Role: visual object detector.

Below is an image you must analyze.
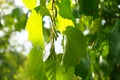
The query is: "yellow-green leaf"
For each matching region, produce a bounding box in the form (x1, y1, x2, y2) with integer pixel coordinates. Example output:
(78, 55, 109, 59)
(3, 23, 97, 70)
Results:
(56, 15, 74, 33)
(22, 0, 37, 10)
(56, 0, 75, 33)
(28, 46, 47, 80)
(26, 10, 44, 48)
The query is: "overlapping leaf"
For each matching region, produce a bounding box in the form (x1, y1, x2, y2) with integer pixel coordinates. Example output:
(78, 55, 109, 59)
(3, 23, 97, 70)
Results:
(56, 0, 74, 20)
(26, 10, 44, 48)
(28, 46, 47, 80)
(44, 48, 57, 80)
(25, 8, 45, 80)
(108, 19, 120, 63)
(63, 27, 86, 68)
(22, 0, 37, 10)
(56, 0, 75, 33)
(56, 15, 74, 32)
(56, 66, 75, 80)
(75, 57, 90, 79)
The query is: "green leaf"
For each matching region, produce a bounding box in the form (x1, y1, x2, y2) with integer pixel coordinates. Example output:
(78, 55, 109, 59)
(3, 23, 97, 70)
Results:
(56, 0, 74, 20)
(22, 0, 37, 10)
(89, 18, 102, 34)
(46, 0, 52, 10)
(34, 6, 50, 16)
(25, 10, 46, 80)
(108, 20, 120, 63)
(56, 66, 75, 80)
(12, 8, 21, 19)
(28, 46, 47, 80)
(40, 0, 46, 7)
(44, 47, 57, 80)
(26, 10, 44, 48)
(0, 22, 2, 29)
(75, 58, 90, 79)
(63, 26, 86, 69)
(15, 14, 27, 31)
(78, 0, 99, 16)
(81, 15, 93, 28)
(56, 0, 75, 33)
(3, 14, 14, 27)
(44, 49, 76, 80)
(43, 27, 50, 43)
(56, 15, 74, 33)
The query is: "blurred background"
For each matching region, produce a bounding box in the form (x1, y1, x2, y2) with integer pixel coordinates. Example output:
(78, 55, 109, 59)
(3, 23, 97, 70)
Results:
(0, 0, 33, 79)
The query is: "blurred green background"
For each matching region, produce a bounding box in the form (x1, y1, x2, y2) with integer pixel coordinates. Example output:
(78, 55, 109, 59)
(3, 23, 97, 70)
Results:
(0, 0, 31, 79)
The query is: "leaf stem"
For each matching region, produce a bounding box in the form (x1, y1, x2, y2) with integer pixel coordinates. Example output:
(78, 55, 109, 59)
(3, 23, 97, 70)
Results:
(50, 0, 57, 56)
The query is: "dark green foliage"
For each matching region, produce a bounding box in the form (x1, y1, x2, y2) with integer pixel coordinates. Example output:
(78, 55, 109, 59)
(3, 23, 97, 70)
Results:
(75, 57, 90, 79)
(56, 0, 73, 19)
(12, 8, 21, 19)
(56, 0, 75, 23)
(78, 0, 99, 16)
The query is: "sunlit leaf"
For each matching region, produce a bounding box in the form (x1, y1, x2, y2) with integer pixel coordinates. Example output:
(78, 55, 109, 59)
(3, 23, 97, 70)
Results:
(56, 15, 74, 33)
(34, 6, 50, 16)
(56, 66, 75, 80)
(62, 27, 86, 68)
(3, 14, 14, 27)
(25, 10, 46, 80)
(89, 18, 102, 34)
(44, 49, 57, 80)
(56, 0, 75, 33)
(26, 10, 44, 48)
(77, 15, 93, 32)
(46, 0, 52, 10)
(22, 0, 37, 10)
(28, 46, 47, 80)
(80, 15, 92, 26)
(40, 0, 46, 7)
(43, 27, 50, 43)
(102, 45, 109, 57)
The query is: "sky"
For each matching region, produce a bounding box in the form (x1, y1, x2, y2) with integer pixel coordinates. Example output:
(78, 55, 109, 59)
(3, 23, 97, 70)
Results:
(14, 0, 24, 7)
